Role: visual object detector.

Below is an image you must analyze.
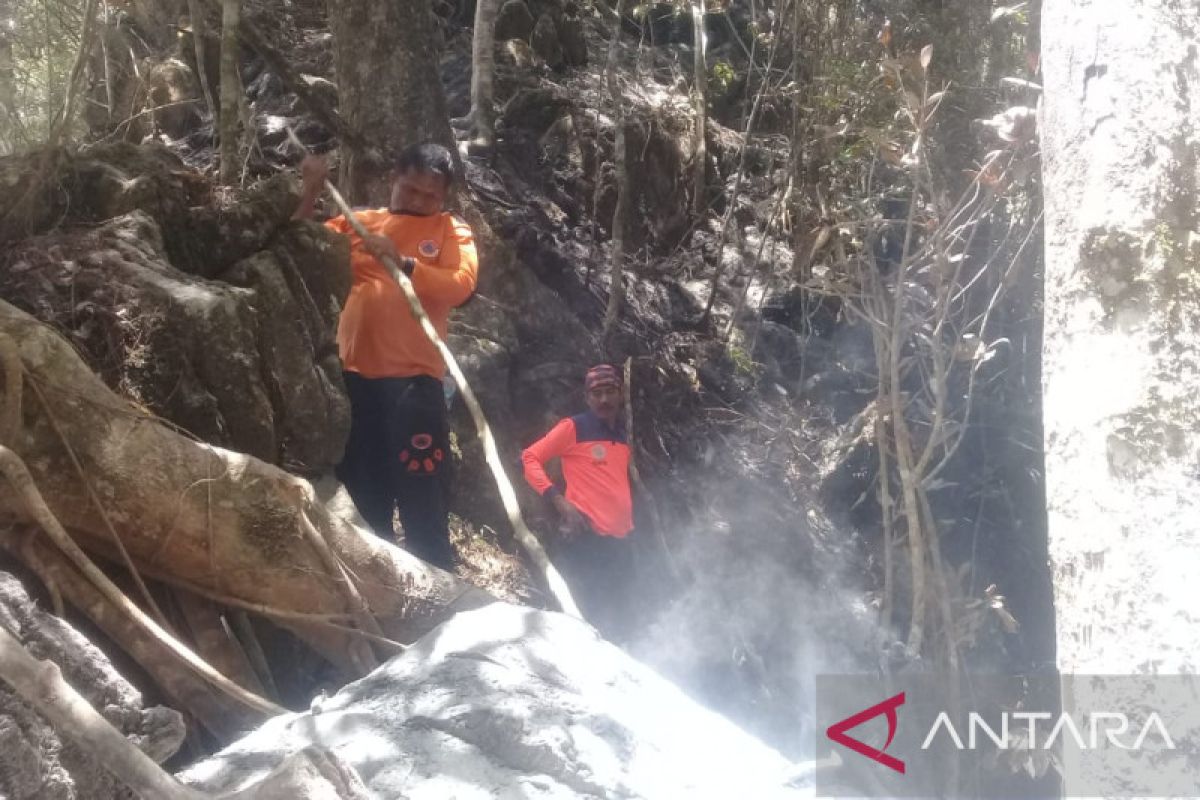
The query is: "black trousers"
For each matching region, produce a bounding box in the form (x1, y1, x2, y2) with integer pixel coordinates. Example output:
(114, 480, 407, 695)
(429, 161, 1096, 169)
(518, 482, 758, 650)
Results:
(336, 372, 455, 571)
(552, 530, 637, 644)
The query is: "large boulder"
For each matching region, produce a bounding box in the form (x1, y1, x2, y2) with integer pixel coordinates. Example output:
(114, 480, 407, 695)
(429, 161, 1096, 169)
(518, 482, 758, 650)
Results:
(1, 210, 350, 473)
(531, 13, 565, 70)
(0, 571, 185, 799)
(143, 57, 203, 139)
(179, 603, 809, 798)
(495, 0, 536, 41)
(0, 143, 205, 246)
(558, 7, 588, 68)
(500, 85, 574, 135)
(0, 145, 351, 474)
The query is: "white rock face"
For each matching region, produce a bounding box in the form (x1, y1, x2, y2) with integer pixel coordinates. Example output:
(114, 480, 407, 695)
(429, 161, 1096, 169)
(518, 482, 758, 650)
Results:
(180, 603, 809, 799)
(1041, 0, 1200, 675)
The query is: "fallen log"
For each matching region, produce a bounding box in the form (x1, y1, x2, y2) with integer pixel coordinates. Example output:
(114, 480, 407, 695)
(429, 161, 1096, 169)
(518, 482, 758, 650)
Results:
(0, 621, 370, 799)
(0, 621, 209, 800)
(3, 530, 264, 741)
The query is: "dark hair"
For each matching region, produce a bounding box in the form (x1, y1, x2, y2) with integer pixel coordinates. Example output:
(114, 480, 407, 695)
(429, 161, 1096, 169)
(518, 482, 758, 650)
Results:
(394, 143, 455, 189)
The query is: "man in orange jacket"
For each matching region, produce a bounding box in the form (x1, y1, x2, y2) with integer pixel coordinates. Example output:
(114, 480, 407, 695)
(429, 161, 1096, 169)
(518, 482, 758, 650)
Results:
(522, 364, 636, 639)
(293, 144, 477, 571)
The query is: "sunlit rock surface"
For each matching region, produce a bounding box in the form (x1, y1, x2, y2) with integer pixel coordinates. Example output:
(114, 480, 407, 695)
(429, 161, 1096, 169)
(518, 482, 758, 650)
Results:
(180, 603, 809, 799)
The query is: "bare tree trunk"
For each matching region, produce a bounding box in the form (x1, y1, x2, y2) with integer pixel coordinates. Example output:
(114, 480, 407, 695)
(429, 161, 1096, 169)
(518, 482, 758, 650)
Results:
(0, 0, 17, 152)
(601, 0, 629, 345)
(1042, 0, 1200, 677)
(188, 0, 216, 119)
(690, 0, 706, 216)
(1042, 5, 1200, 790)
(468, 0, 499, 153)
(48, 0, 99, 149)
(219, 0, 241, 183)
(99, 0, 115, 122)
(331, 0, 457, 205)
(42, 0, 53, 131)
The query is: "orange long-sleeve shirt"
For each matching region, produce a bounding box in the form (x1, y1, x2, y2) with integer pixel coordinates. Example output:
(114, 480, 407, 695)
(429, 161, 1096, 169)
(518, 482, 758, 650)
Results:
(522, 413, 633, 537)
(326, 209, 477, 379)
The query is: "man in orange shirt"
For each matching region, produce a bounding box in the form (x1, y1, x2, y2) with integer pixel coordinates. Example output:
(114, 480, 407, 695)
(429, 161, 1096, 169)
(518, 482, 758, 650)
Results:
(522, 364, 636, 639)
(293, 144, 477, 571)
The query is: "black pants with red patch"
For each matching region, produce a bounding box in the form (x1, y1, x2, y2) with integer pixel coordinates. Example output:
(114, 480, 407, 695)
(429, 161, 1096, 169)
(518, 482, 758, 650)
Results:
(337, 372, 455, 571)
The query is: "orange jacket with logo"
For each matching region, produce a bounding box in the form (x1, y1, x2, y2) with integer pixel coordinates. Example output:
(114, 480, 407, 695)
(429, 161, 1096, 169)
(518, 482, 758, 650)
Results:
(326, 209, 478, 379)
(521, 412, 633, 537)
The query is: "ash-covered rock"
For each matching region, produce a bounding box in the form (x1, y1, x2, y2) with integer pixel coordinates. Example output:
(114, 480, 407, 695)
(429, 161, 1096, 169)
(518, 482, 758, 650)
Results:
(180, 602, 809, 799)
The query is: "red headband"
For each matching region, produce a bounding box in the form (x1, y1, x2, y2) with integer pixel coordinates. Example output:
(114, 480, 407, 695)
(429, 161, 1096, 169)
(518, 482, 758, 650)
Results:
(585, 364, 622, 391)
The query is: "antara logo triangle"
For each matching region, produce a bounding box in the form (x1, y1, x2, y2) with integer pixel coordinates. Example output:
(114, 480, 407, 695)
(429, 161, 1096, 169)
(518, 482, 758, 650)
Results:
(826, 691, 907, 774)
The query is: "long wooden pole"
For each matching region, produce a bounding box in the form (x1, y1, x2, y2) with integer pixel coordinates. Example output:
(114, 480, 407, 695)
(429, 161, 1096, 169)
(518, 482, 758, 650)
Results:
(285, 127, 579, 618)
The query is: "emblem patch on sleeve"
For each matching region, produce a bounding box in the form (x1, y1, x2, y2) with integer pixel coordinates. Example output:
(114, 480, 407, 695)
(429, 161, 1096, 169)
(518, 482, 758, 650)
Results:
(418, 240, 440, 258)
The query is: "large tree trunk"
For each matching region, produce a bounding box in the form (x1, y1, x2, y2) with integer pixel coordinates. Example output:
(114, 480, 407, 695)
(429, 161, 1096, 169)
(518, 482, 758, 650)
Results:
(187, 0, 216, 119)
(330, 0, 456, 205)
(0, 300, 491, 676)
(601, 0, 629, 345)
(218, 0, 241, 183)
(1042, 0, 1200, 679)
(468, 0, 499, 153)
(0, 0, 15, 153)
(690, 0, 706, 216)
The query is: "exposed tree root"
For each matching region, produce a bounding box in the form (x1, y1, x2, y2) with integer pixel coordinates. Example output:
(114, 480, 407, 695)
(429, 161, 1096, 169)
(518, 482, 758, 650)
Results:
(28, 375, 173, 631)
(0, 443, 283, 715)
(0, 621, 370, 798)
(2, 531, 267, 739)
(0, 333, 19, 444)
(175, 590, 268, 698)
(296, 501, 380, 672)
(0, 621, 210, 800)
(228, 609, 281, 702)
(0, 300, 493, 671)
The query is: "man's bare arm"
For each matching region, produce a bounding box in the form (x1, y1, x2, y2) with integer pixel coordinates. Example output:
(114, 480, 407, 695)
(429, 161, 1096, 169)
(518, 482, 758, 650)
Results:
(292, 154, 329, 221)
